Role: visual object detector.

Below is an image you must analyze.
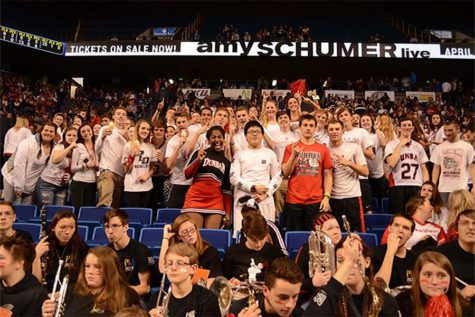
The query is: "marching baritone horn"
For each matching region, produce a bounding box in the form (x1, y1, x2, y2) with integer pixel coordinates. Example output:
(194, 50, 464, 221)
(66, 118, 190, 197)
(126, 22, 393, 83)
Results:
(209, 276, 233, 317)
(308, 226, 335, 278)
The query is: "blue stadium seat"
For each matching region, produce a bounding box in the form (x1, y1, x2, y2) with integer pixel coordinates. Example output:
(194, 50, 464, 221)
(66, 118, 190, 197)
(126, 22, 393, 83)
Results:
(370, 228, 386, 244)
(200, 229, 231, 257)
(78, 206, 111, 222)
(12, 204, 37, 221)
(139, 227, 164, 256)
(284, 231, 310, 259)
(342, 232, 379, 248)
(46, 205, 75, 220)
(153, 209, 181, 227)
(13, 223, 42, 242)
(364, 214, 393, 230)
(381, 198, 390, 213)
(122, 208, 153, 226)
(371, 197, 380, 213)
(77, 225, 89, 241)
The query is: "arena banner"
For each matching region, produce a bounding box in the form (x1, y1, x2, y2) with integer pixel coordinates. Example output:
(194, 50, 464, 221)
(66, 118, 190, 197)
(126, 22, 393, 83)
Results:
(223, 89, 253, 100)
(364, 91, 396, 101)
(405, 91, 436, 102)
(261, 89, 291, 99)
(182, 88, 210, 99)
(325, 90, 355, 99)
(64, 41, 474, 59)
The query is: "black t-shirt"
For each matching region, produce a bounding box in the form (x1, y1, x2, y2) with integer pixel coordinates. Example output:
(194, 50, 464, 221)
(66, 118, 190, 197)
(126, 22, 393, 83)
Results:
(47, 241, 89, 291)
(0, 273, 48, 317)
(372, 245, 415, 288)
(437, 240, 475, 286)
(223, 242, 285, 281)
(109, 238, 154, 287)
(199, 245, 223, 278)
(230, 293, 303, 317)
(167, 284, 220, 317)
(63, 286, 140, 317)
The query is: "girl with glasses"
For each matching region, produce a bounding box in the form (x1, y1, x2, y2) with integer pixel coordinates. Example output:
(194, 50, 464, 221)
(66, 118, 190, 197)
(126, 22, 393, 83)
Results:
(158, 214, 223, 288)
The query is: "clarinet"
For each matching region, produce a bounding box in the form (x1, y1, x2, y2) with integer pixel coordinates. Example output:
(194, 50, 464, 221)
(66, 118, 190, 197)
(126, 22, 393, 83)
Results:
(40, 204, 49, 291)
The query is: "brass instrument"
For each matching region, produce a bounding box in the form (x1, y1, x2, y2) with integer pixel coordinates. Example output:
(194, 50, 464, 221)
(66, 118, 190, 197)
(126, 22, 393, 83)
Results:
(54, 274, 69, 317)
(210, 277, 233, 317)
(342, 215, 382, 317)
(155, 272, 171, 316)
(308, 226, 335, 278)
(40, 204, 48, 291)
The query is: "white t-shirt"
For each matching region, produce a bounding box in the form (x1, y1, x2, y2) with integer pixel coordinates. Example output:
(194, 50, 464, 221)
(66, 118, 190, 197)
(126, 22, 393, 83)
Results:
(3, 127, 32, 154)
(384, 139, 428, 187)
(165, 134, 192, 185)
(40, 144, 69, 186)
(343, 127, 374, 180)
(431, 140, 475, 192)
(271, 130, 299, 163)
(329, 141, 366, 199)
(314, 129, 329, 147)
(366, 132, 385, 179)
(122, 142, 157, 192)
(406, 219, 446, 250)
(95, 126, 127, 177)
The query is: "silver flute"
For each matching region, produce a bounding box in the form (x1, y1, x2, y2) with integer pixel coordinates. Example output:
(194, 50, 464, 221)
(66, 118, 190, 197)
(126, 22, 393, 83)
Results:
(50, 260, 64, 298)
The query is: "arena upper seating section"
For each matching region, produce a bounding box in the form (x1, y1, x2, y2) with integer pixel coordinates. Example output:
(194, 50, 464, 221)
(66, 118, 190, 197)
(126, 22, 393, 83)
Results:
(399, 16, 474, 38)
(199, 15, 408, 42)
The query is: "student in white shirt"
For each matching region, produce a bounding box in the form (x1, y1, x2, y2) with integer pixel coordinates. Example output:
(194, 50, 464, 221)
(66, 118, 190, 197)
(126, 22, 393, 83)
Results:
(165, 113, 192, 208)
(3, 116, 31, 160)
(431, 121, 475, 205)
(2, 121, 56, 204)
(327, 119, 369, 232)
(385, 117, 429, 214)
(70, 124, 98, 212)
(122, 119, 157, 208)
(230, 121, 282, 235)
(36, 127, 77, 207)
(95, 106, 130, 208)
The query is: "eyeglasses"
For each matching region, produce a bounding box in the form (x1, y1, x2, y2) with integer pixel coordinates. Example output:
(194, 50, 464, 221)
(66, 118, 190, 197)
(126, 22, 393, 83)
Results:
(165, 260, 191, 268)
(104, 224, 123, 230)
(179, 227, 196, 237)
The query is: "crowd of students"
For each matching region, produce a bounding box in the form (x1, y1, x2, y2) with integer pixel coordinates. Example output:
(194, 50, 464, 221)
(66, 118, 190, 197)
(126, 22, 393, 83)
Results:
(0, 70, 474, 316)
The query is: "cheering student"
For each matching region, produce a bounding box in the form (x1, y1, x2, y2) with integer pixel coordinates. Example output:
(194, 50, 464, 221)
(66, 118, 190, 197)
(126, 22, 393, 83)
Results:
(303, 237, 399, 317)
(41, 246, 140, 317)
(2, 121, 56, 204)
(122, 119, 157, 208)
(95, 106, 130, 208)
(158, 214, 223, 287)
(70, 123, 98, 212)
(0, 201, 33, 242)
(0, 236, 48, 317)
(32, 210, 89, 292)
(36, 127, 77, 207)
(396, 251, 469, 317)
(182, 126, 232, 229)
(230, 257, 304, 317)
(149, 243, 220, 317)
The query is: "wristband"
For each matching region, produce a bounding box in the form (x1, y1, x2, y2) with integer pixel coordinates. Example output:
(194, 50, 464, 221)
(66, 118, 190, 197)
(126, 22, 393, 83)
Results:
(324, 193, 331, 199)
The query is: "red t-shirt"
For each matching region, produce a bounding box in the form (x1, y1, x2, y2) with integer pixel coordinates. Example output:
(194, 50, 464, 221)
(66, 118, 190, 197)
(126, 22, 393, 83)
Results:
(282, 141, 332, 204)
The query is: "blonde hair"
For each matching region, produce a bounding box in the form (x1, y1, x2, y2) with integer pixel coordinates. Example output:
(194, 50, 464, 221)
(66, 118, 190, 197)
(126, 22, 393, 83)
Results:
(376, 114, 395, 143)
(447, 189, 475, 227)
(260, 100, 278, 128)
(13, 117, 28, 130)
